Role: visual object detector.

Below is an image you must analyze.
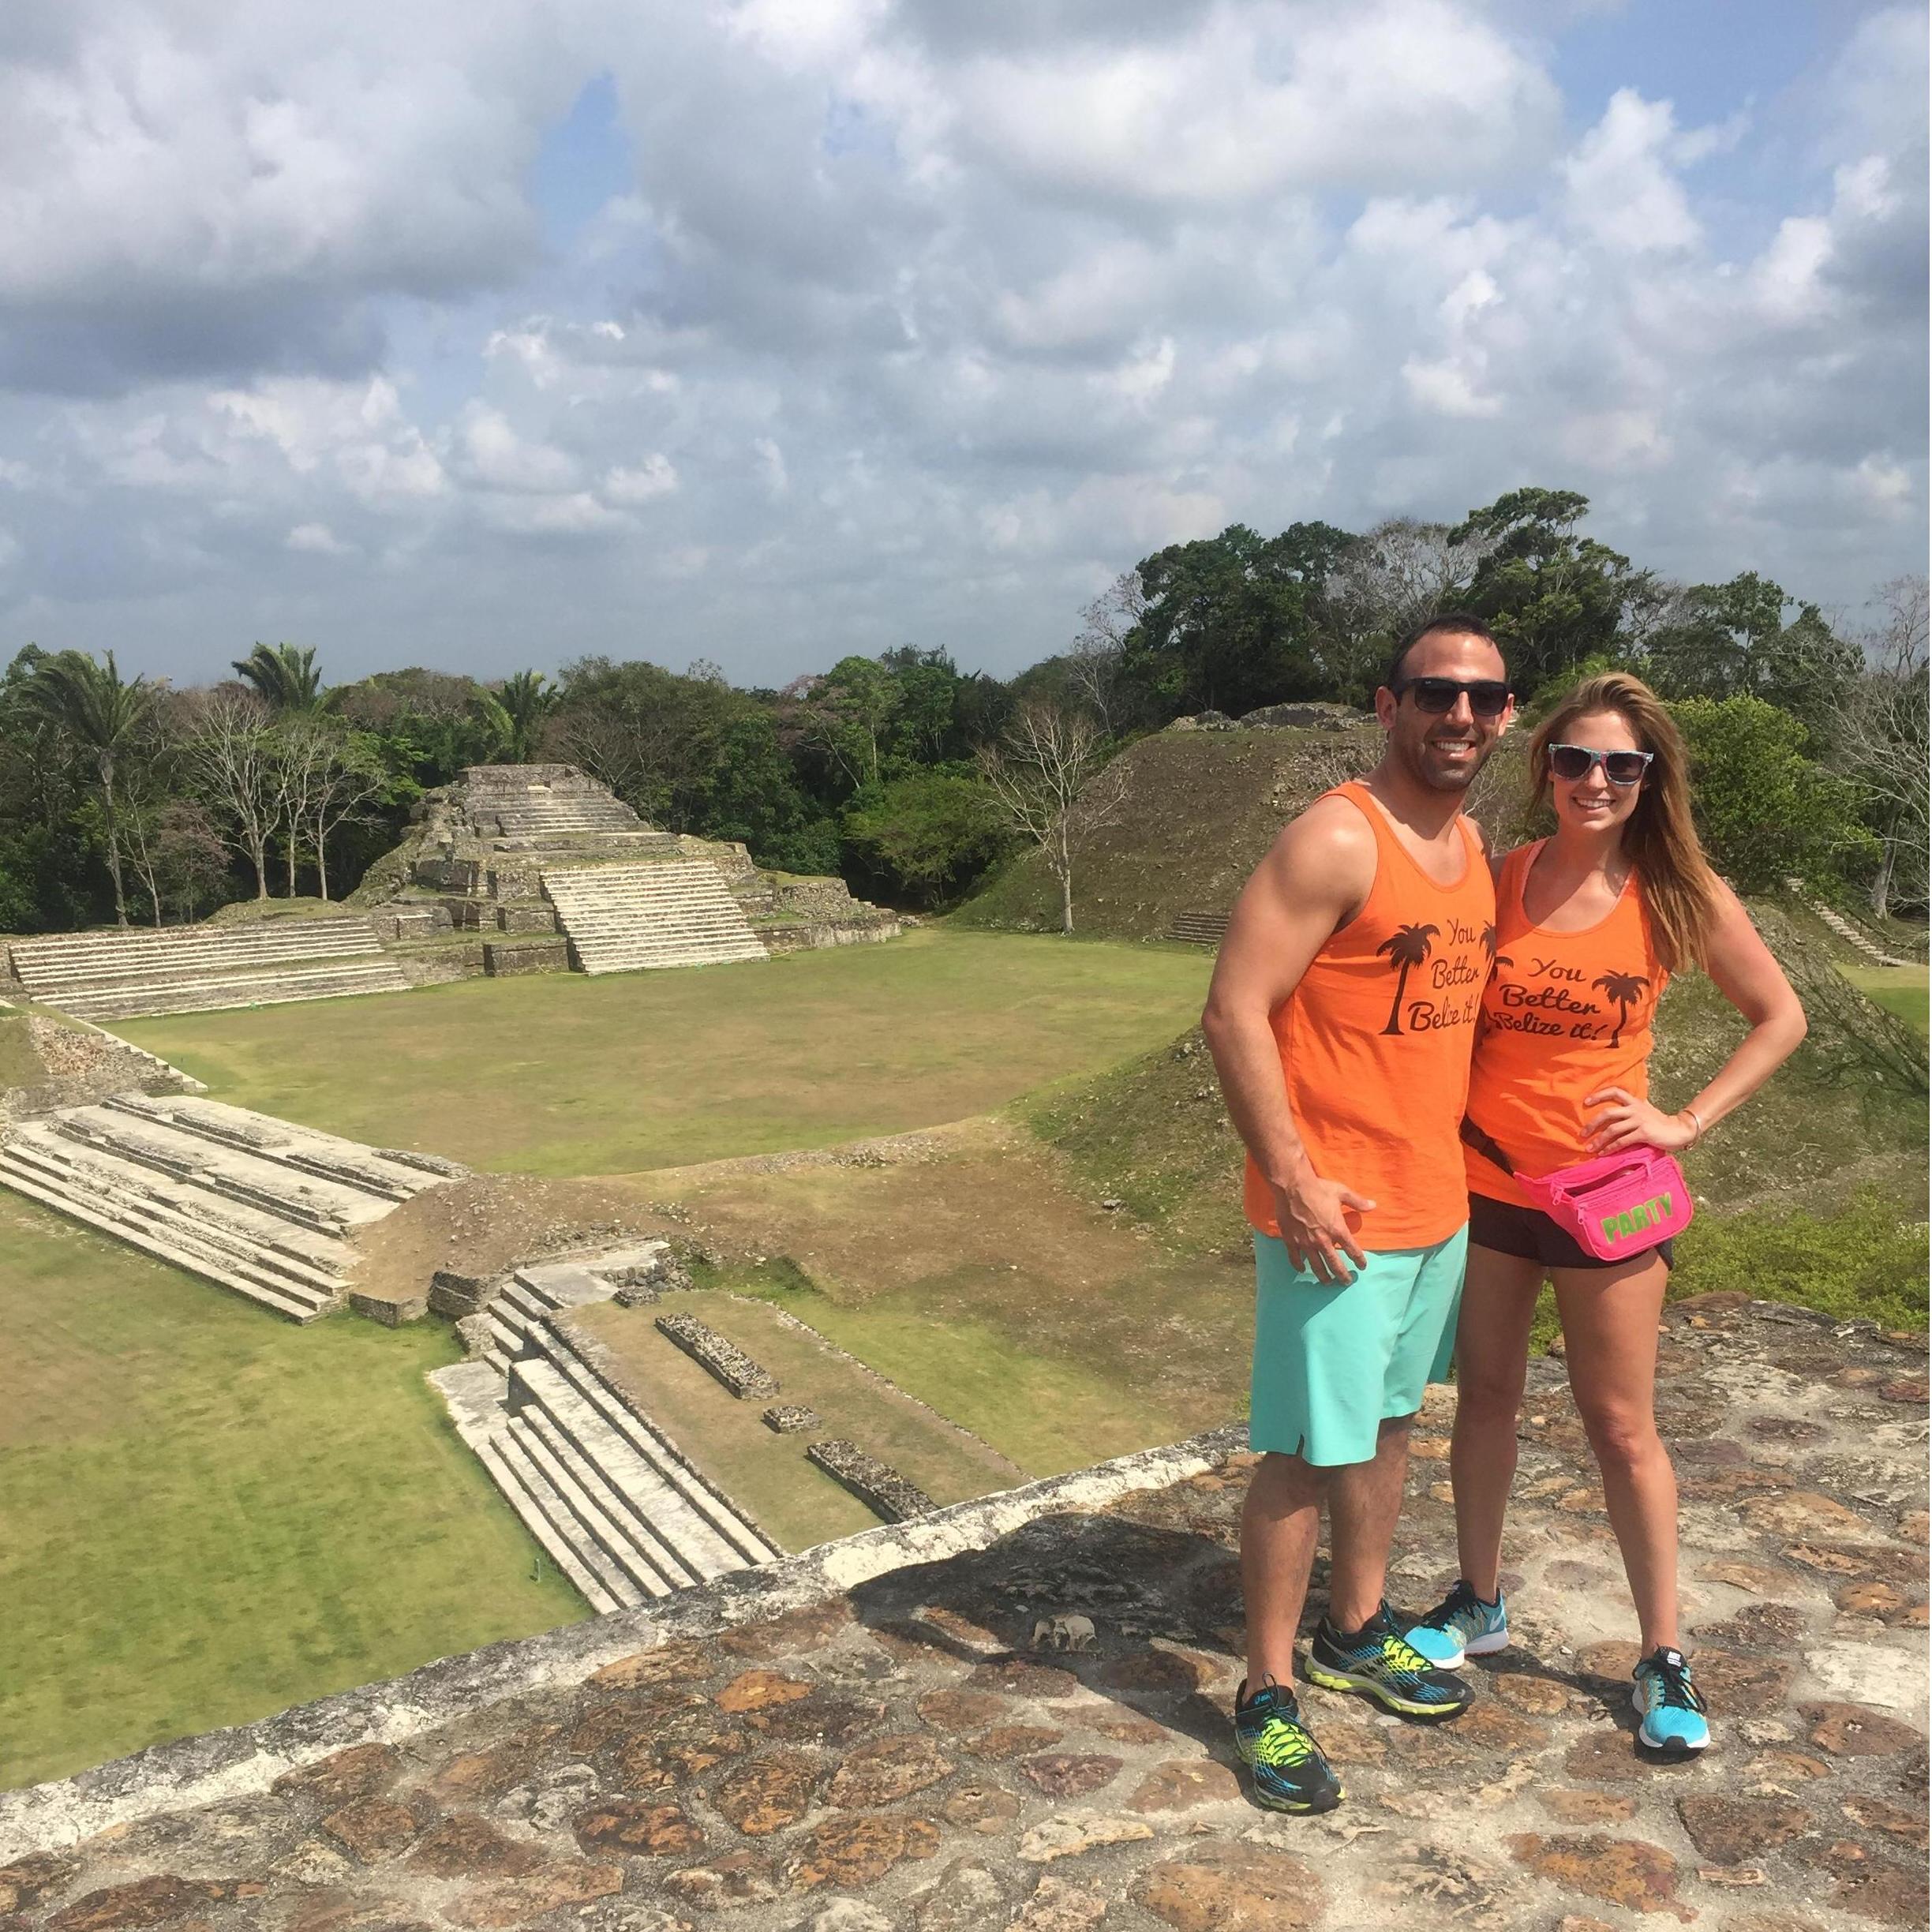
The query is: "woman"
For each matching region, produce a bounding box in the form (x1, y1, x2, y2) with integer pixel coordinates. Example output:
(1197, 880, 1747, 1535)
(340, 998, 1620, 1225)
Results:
(1402, 672, 1807, 1755)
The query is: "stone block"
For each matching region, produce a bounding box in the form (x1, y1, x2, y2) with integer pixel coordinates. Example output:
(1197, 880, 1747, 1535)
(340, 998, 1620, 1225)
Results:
(493, 904, 558, 934)
(349, 1290, 426, 1326)
(657, 1312, 781, 1398)
(430, 1270, 489, 1318)
(764, 1405, 820, 1434)
(483, 939, 570, 977)
(806, 1439, 935, 1522)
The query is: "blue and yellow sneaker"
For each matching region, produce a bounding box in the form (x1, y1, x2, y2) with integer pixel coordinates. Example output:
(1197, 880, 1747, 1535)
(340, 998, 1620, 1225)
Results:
(1232, 1678, 1343, 1814)
(1632, 1646, 1709, 1756)
(1404, 1579, 1510, 1668)
(1306, 1603, 1473, 1720)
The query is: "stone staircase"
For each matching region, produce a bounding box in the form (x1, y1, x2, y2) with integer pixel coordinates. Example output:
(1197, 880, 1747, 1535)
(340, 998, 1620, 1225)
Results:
(7, 918, 407, 1020)
(1168, 909, 1230, 947)
(0, 1094, 463, 1320)
(1791, 883, 1923, 968)
(432, 1252, 782, 1612)
(541, 861, 769, 975)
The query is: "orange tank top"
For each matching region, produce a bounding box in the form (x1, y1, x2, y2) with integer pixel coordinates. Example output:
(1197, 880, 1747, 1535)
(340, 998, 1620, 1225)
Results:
(1243, 781, 1496, 1250)
(1465, 841, 1667, 1208)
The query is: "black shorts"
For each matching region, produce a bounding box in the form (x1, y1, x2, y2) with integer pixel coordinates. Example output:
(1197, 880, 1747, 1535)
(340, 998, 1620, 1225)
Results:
(1468, 1191, 1675, 1273)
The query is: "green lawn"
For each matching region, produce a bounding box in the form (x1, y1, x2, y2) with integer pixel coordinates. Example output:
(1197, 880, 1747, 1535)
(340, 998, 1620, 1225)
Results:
(0, 1196, 583, 1790)
(115, 928, 1211, 1177)
(1840, 964, 1930, 1040)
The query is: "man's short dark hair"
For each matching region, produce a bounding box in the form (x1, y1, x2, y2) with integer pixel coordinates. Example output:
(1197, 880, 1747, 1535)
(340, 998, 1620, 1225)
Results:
(1384, 613, 1506, 691)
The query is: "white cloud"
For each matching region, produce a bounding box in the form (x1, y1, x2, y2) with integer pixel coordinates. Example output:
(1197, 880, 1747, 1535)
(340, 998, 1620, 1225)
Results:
(0, 0, 1919, 680)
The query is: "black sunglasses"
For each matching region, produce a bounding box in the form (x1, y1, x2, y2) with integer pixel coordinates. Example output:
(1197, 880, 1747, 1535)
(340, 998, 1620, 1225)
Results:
(1548, 743, 1653, 785)
(1392, 676, 1513, 718)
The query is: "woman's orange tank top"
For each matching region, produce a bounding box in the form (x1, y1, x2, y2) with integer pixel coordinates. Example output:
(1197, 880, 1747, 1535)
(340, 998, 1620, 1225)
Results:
(1464, 841, 1667, 1209)
(1243, 781, 1495, 1251)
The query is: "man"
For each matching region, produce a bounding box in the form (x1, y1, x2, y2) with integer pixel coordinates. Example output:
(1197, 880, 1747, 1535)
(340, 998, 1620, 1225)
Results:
(1200, 615, 1514, 1814)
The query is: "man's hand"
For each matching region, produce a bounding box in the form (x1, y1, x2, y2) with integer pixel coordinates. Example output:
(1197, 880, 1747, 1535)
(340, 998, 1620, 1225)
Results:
(1269, 1164, 1376, 1283)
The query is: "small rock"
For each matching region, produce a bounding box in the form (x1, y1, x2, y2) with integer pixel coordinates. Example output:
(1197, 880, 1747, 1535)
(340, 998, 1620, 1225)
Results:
(447, 1860, 623, 1930)
(1133, 1840, 1323, 1932)
(1127, 1759, 1242, 1812)
(319, 1798, 423, 1865)
(0, 1855, 76, 1915)
(1540, 1792, 1637, 1825)
(941, 1784, 1020, 1833)
(1017, 1814, 1155, 1864)
(1009, 1876, 1110, 1930)
(784, 1815, 940, 1892)
(1676, 1795, 1810, 1865)
(717, 1670, 813, 1714)
(271, 1745, 401, 1807)
(915, 1690, 1009, 1735)
(968, 1725, 1065, 1761)
(826, 1735, 953, 1808)
(1803, 1702, 1926, 1758)
(791, 1900, 896, 1932)
(573, 1799, 705, 1858)
(912, 1856, 1008, 1931)
(409, 1815, 547, 1879)
(715, 1754, 821, 1836)
(1505, 1833, 1683, 1915)
(1019, 1754, 1121, 1799)
(1844, 1793, 1931, 1850)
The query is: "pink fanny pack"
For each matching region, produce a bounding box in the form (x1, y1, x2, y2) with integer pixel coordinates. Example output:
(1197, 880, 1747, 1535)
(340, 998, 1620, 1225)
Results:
(1463, 1121, 1691, 1262)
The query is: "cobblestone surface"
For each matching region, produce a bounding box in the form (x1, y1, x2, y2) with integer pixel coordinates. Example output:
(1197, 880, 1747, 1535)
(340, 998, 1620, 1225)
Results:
(1, 1297, 1925, 1930)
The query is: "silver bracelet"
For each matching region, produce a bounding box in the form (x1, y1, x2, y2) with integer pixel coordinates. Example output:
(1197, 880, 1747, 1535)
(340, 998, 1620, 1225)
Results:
(1680, 1106, 1705, 1145)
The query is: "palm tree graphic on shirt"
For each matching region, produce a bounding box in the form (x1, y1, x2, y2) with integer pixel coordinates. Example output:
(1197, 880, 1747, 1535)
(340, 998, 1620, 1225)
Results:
(1593, 970, 1650, 1047)
(1376, 923, 1439, 1035)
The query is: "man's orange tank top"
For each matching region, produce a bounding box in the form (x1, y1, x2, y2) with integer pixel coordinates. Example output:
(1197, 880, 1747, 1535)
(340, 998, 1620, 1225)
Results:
(1464, 841, 1667, 1209)
(1243, 780, 1495, 1252)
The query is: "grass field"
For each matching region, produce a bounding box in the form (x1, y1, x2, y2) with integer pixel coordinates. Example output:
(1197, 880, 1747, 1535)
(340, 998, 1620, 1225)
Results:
(0, 1196, 583, 1790)
(115, 928, 1211, 1176)
(572, 1291, 1025, 1549)
(1840, 963, 1930, 1039)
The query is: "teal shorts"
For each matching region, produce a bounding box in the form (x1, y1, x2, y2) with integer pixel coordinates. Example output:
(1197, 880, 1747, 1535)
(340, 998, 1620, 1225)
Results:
(1249, 1226, 1468, 1467)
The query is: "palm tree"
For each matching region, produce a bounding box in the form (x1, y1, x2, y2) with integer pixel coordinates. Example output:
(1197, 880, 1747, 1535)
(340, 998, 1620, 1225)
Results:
(23, 650, 155, 927)
(1481, 922, 1498, 960)
(474, 669, 556, 764)
(232, 642, 327, 713)
(1593, 970, 1649, 1048)
(1376, 923, 1439, 1035)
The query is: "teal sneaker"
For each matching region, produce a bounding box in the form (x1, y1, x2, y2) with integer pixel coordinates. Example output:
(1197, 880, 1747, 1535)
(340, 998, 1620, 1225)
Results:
(1632, 1646, 1709, 1756)
(1404, 1578, 1509, 1668)
(1232, 1678, 1343, 1814)
(1305, 1603, 1473, 1720)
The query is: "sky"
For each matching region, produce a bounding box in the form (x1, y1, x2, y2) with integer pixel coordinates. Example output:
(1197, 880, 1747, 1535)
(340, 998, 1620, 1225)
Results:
(0, 0, 1923, 689)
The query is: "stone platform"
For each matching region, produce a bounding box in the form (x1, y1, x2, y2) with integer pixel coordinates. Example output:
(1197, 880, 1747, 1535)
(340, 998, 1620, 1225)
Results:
(0, 1093, 464, 1320)
(0, 1298, 1923, 1930)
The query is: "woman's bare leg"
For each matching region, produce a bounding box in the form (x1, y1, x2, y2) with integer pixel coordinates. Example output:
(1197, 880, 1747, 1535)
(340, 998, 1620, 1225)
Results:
(1449, 1245, 1546, 1598)
(1552, 1254, 1678, 1650)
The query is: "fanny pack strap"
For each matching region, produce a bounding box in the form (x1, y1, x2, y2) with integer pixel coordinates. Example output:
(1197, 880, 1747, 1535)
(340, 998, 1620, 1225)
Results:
(1458, 1117, 1516, 1178)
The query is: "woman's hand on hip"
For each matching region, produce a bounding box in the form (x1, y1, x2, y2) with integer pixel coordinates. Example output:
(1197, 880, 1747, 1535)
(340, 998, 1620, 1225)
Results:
(1583, 1086, 1697, 1155)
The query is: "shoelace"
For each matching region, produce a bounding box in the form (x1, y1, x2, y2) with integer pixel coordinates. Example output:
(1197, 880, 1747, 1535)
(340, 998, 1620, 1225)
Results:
(1380, 1630, 1441, 1679)
(1640, 1656, 1707, 1713)
(1419, 1584, 1482, 1633)
(1251, 1720, 1315, 1769)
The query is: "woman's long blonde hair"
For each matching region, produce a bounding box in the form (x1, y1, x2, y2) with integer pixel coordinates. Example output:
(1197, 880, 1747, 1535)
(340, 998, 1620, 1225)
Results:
(1530, 672, 1720, 975)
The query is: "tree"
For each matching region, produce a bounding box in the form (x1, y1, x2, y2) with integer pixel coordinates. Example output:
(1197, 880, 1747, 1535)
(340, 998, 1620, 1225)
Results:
(791, 656, 904, 793)
(1066, 571, 1146, 733)
(276, 721, 388, 900)
(1451, 489, 1643, 695)
(125, 799, 229, 926)
(1831, 575, 1930, 918)
(233, 642, 328, 713)
(1321, 519, 1498, 703)
(977, 702, 1131, 934)
(186, 689, 282, 899)
(842, 769, 1009, 908)
(1123, 521, 1356, 720)
(1643, 572, 1859, 736)
(21, 649, 156, 927)
(474, 669, 557, 765)
(1674, 695, 1878, 893)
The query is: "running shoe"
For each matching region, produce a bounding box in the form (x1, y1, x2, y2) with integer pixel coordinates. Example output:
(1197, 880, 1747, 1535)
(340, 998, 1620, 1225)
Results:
(1403, 1578, 1510, 1668)
(1232, 1677, 1344, 1814)
(1631, 1646, 1709, 1755)
(1305, 1603, 1473, 1720)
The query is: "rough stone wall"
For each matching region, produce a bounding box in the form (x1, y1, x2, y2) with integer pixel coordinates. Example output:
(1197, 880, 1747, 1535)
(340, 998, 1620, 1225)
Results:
(806, 1438, 937, 1521)
(654, 1312, 781, 1399)
(0, 1017, 204, 1121)
(482, 940, 569, 978)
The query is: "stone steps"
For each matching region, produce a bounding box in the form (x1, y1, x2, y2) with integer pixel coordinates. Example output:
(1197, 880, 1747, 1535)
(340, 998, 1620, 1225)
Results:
(1168, 910, 1230, 946)
(0, 1137, 341, 1321)
(32, 960, 410, 1023)
(9, 917, 381, 987)
(542, 861, 769, 975)
(429, 1252, 780, 1614)
(1793, 886, 1921, 968)
(0, 1097, 461, 1322)
(515, 1329, 779, 1571)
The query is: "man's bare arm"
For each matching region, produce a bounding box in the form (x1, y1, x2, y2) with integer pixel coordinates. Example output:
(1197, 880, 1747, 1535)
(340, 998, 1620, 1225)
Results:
(1200, 796, 1377, 1282)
